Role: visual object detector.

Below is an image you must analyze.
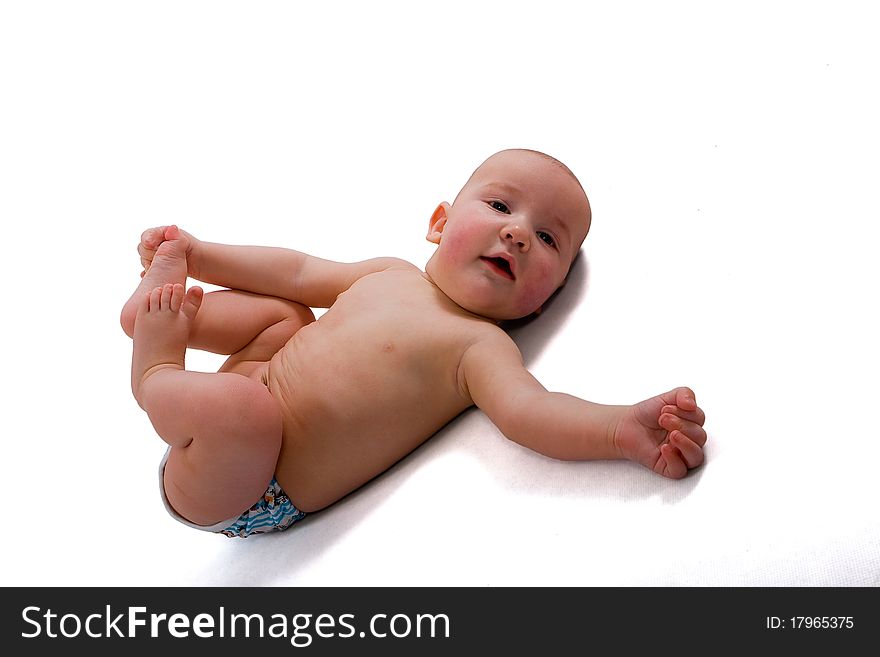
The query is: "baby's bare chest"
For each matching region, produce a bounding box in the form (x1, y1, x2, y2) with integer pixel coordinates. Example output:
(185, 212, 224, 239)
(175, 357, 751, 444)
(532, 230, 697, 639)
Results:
(270, 271, 490, 414)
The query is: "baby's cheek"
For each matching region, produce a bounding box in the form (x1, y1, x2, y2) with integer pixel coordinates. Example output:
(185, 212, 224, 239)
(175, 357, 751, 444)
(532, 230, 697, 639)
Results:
(518, 262, 558, 314)
(441, 224, 479, 265)
(442, 236, 468, 265)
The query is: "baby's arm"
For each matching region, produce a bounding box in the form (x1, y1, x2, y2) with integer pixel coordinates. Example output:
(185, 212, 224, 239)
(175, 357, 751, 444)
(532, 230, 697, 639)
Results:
(139, 226, 411, 307)
(460, 332, 707, 478)
(461, 334, 623, 461)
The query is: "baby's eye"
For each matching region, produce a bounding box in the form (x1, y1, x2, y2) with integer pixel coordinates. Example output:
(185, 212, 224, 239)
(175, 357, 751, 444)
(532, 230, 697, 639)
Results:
(537, 231, 556, 247)
(488, 200, 510, 214)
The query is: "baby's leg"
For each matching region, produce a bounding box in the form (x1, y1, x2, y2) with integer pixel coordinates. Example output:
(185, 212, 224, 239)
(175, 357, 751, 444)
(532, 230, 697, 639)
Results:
(132, 283, 282, 526)
(120, 228, 315, 356)
(188, 289, 315, 357)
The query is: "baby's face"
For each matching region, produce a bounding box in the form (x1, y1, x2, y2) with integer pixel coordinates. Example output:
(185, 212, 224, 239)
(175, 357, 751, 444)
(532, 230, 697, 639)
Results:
(425, 150, 591, 320)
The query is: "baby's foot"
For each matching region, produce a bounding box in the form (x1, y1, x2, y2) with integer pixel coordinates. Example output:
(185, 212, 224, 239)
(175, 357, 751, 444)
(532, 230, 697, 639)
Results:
(131, 282, 203, 403)
(612, 387, 707, 479)
(120, 225, 188, 337)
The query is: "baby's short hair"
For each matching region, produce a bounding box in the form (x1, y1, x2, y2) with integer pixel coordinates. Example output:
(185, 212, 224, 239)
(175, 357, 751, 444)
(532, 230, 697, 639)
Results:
(457, 148, 587, 201)
(513, 148, 583, 190)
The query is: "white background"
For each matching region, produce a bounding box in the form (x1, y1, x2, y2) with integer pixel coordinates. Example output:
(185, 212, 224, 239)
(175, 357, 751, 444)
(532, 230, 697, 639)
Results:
(1, 1, 878, 586)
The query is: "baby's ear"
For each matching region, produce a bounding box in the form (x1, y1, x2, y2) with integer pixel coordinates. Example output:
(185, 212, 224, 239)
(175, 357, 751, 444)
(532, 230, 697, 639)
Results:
(426, 202, 450, 244)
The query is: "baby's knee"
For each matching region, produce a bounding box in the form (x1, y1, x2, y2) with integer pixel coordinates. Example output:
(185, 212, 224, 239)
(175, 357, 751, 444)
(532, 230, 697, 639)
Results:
(278, 299, 315, 328)
(264, 301, 315, 345)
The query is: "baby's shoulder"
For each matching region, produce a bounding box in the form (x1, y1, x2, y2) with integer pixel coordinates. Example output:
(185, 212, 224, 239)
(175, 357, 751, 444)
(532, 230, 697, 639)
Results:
(348, 258, 421, 290)
(377, 257, 420, 273)
(459, 320, 518, 354)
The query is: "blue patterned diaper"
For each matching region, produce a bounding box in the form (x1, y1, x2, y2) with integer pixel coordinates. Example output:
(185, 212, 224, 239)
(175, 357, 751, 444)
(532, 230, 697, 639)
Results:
(218, 478, 307, 538)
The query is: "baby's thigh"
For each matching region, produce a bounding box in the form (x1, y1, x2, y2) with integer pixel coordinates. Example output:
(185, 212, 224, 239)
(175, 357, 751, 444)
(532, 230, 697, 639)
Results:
(162, 373, 282, 526)
(191, 290, 314, 356)
(217, 303, 314, 374)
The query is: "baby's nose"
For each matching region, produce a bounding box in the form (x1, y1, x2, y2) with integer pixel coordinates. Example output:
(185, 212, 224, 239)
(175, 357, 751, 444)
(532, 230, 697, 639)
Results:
(503, 224, 530, 251)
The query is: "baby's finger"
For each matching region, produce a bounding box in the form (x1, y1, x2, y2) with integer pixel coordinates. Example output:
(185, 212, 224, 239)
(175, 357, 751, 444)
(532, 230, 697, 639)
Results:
(659, 413, 707, 446)
(659, 444, 687, 479)
(670, 431, 704, 468)
(138, 242, 156, 261)
(675, 387, 698, 412)
(661, 404, 706, 426)
(140, 226, 168, 249)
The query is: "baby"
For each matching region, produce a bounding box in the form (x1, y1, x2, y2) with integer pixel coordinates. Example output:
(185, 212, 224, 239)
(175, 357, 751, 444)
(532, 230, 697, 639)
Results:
(120, 149, 707, 538)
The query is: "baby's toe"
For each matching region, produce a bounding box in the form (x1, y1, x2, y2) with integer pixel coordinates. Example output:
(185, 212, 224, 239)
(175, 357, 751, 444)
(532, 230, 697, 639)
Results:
(181, 286, 204, 321)
(160, 283, 175, 309)
(149, 286, 163, 311)
(169, 283, 185, 312)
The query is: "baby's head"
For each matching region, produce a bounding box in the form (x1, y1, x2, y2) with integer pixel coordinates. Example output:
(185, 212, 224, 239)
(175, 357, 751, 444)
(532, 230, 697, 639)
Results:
(425, 149, 591, 320)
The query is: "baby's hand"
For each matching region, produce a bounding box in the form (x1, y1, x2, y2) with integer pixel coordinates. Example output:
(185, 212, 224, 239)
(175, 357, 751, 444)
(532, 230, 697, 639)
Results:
(614, 387, 707, 479)
(138, 225, 199, 277)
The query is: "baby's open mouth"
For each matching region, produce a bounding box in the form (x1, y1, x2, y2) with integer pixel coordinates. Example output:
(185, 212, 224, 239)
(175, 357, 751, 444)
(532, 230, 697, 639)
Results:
(480, 256, 515, 280)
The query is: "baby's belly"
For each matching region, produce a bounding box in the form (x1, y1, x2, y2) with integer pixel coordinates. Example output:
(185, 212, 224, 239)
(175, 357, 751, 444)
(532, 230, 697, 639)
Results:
(265, 326, 469, 512)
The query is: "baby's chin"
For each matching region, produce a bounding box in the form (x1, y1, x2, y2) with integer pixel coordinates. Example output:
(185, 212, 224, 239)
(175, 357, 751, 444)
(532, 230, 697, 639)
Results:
(426, 261, 547, 320)
(442, 288, 542, 322)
